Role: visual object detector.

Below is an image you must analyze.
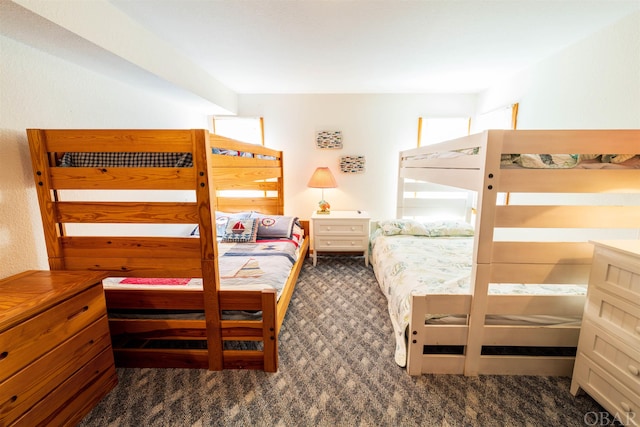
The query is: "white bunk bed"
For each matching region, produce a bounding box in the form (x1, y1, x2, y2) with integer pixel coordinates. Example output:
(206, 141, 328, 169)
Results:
(371, 129, 640, 376)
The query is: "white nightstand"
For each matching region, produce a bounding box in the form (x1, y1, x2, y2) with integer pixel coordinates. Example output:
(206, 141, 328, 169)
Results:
(311, 210, 371, 266)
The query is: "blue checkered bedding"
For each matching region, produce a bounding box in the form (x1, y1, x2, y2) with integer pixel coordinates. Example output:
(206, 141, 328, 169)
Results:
(58, 148, 276, 167)
(59, 152, 193, 167)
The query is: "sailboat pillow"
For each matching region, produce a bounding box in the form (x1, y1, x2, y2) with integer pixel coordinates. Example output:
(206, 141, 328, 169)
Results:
(221, 218, 259, 243)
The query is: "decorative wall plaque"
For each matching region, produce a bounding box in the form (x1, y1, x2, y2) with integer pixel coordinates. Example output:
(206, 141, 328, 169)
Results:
(340, 155, 365, 173)
(316, 131, 343, 149)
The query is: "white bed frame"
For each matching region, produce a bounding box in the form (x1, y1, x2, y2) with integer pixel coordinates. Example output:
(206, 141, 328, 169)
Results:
(397, 129, 640, 376)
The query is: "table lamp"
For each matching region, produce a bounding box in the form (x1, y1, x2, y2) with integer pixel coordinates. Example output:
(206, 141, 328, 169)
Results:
(307, 167, 337, 214)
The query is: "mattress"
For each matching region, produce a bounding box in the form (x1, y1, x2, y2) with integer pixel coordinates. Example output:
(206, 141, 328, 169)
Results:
(58, 146, 277, 167)
(103, 238, 301, 320)
(407, 150, 640, 169)
(369, 230, 587, 366)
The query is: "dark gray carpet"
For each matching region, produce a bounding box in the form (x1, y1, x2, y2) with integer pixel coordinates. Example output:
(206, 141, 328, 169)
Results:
(79, 256, 611, 427)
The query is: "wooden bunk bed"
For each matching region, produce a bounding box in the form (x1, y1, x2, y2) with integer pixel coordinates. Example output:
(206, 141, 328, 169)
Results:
(371, 129, 640, 376)
(27, 128, 309, 372)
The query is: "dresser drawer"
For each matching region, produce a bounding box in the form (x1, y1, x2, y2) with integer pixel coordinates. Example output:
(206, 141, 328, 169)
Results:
(314, 221, 367, 236)
(10, 347, 117, 427)
(584, 287, 640, 346)
(590, 246, 640, 303)
(573, 356, 640, 426)
(0, 316, 112, 425)
(0, 284, 106, 382)
(315, 237, 368, 251)
(579, 319, 640, 394)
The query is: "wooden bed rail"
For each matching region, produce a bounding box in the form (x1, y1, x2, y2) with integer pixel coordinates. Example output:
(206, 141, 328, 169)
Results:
(107, 289, 280, 371)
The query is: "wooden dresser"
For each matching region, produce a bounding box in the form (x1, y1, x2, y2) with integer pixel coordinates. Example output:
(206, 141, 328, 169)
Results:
(571, 240, 640, 426)
(0, 270, 117, 426)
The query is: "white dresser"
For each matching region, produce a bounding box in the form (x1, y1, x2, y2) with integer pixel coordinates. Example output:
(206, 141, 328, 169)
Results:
(571, 240, 640, 426)
(311, 210, 370, 266)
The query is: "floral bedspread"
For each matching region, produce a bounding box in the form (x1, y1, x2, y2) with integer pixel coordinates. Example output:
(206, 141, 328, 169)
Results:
(369, 226, 587, 367)
(370, 233, 473, 366)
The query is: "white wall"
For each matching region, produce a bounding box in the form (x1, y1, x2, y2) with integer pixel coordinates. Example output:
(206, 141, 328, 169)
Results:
(478, 11, 640, 129)
(237, 94, 476, 222)
(0, 36, 209, 279)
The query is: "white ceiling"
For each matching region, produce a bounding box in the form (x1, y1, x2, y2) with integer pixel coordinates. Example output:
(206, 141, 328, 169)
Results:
(108, 0, 640, 93)
(2, 0, 639, 111)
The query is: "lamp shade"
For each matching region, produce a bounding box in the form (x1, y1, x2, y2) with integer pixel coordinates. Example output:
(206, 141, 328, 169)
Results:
(307, 167, 337, 189)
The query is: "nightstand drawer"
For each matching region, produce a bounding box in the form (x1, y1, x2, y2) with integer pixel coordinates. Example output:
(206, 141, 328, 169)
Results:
(314, 221, 367, 236)
(315, 237, 368, 251)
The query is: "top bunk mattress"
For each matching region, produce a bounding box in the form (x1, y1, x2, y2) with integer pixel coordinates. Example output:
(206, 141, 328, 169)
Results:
(58, 147, 277, 167)
(407, 150, 640, 169)
(502, 153, 640, 169)
(401, 130, 640, 170)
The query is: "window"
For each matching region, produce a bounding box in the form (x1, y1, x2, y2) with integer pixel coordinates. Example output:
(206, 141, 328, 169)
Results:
(471, 103, 518, 132)
(211, 116, 264, 145)
(411, 116, 474, 220)
(417, 117, 470, 147)
(211, 116, 269, 199)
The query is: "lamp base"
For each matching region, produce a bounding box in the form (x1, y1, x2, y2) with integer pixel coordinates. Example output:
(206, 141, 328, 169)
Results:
(317, 199, 331, 215)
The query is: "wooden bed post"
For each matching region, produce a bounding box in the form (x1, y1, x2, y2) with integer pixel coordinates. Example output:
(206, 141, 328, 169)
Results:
(396, 152, 405, 218)
(464, 130, 503, 376)
(277, 152, 285, 216)
(27, 129, 66, 270)
(192, 129, 224, 371)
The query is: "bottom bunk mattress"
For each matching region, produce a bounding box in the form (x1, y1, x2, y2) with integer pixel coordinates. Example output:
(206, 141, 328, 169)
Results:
(369, 219, 587, 367)
(103, 238, 302, 319)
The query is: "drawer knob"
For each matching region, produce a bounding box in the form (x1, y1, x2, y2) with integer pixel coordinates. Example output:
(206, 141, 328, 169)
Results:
(326, 227, 331, 231)
(326, 241, 331, 246)
(629, 365, 640, 376)
(0, 351, 7, 360)
(350, 227, 355, 231)
(621, 402, 632, 413)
